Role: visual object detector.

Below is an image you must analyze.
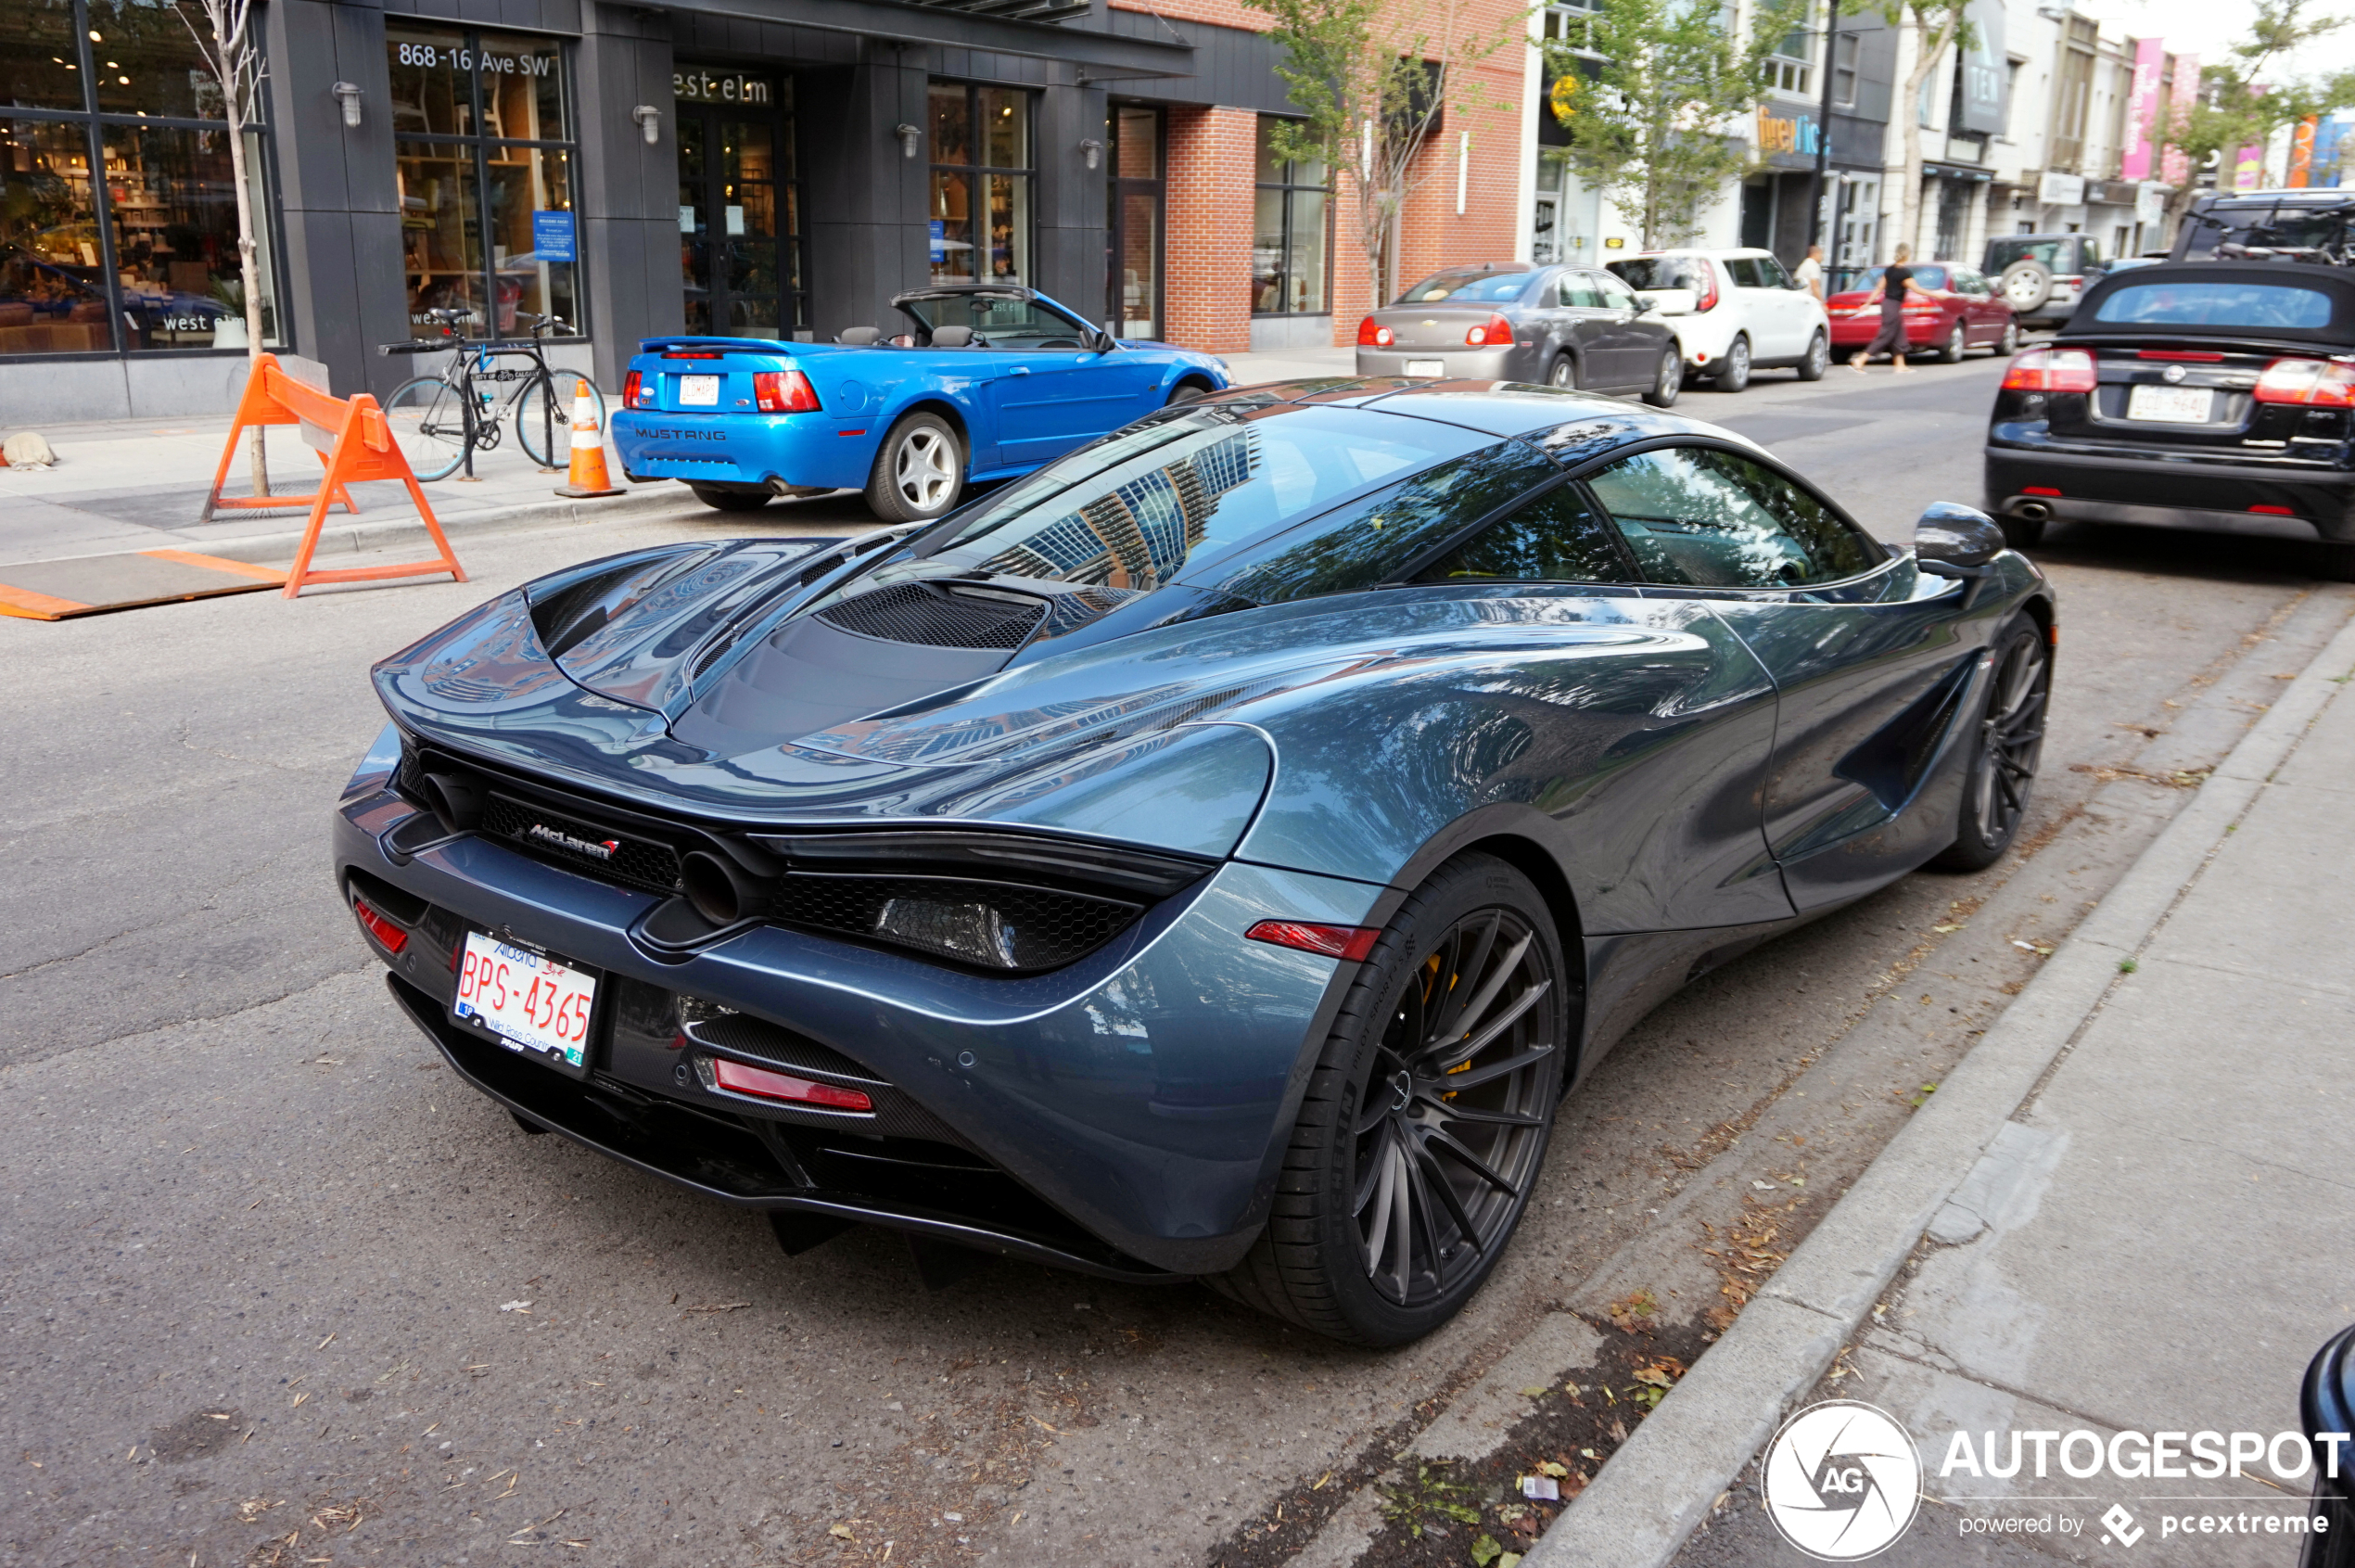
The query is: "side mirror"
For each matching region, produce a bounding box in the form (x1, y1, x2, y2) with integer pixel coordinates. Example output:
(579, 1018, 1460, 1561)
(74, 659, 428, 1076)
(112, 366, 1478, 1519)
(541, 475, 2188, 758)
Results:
(1090, 329, 1119, 353)
(1915, 503, 2005, 576)
(1633, 296, 1656, 313)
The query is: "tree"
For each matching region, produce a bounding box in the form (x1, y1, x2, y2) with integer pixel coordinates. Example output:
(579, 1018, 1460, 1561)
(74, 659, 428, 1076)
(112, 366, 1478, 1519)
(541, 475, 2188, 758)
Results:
(1541, 0, 1808, 249)
(1878, 0, 1968, 261)
(2156, 0, 2355, 239)
(176, 0, 272, 498)
(1243, 0, 1520, 306)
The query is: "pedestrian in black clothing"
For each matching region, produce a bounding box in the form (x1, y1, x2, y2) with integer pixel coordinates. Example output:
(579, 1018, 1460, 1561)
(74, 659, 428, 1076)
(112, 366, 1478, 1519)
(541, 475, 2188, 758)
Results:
(1850, 244, 1937, 374)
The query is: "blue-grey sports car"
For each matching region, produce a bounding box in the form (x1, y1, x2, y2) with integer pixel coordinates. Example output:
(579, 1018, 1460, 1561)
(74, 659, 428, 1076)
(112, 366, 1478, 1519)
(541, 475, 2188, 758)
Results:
(610, 285, 1231, 522)
(337, 377, 2056, 1345)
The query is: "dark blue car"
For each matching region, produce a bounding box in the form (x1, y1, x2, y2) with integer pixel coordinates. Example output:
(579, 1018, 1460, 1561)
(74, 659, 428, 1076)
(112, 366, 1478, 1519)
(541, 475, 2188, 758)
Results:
(611, 285, 1231, 522)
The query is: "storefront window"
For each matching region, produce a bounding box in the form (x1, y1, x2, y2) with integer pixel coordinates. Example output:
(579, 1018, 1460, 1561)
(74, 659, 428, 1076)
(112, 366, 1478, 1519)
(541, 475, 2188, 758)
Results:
(929, 82, 1031, 286)
(1254, 118, 1327, 315)
(0, 0, 281, 358)
(389, 24, 579, 339)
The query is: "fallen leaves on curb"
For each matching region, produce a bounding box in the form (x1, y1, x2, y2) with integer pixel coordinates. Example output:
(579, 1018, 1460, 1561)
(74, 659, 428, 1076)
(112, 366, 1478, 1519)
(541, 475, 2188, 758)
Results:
(1603, 1288, 1658, 1334)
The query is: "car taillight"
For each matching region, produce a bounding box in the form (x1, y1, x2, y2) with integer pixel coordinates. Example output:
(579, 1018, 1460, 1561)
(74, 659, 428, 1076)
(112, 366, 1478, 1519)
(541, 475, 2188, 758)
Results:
(1466, 313, 1514, 348)
(710, 1056, 872, 1111)
(2001, 347, 2096, 393)
(1692, 268, 1719, 312)
(2254, 357, 2355, 408)
(1245, 920, 1381, 962)
(623, 370, 646, 409)
(351, 896, 408, 955)
(1357, 316, 1394, 348)
(752, 369, 821, 413)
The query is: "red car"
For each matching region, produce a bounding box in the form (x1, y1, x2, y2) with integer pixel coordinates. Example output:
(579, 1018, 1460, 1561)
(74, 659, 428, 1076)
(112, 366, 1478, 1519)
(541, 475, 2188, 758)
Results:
(1827, 263, 2020, 363)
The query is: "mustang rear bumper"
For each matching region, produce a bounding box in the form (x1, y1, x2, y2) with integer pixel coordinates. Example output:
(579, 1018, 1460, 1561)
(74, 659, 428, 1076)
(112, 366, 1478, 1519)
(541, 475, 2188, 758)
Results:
(1987, 437, 2355, 542)
(611, 409, 876, 492)
(335, 784, 1380, 1277)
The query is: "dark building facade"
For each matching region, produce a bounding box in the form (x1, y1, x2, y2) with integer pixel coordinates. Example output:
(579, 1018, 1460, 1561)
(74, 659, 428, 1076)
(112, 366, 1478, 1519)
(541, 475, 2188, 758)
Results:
(2, 0, 1318, 422)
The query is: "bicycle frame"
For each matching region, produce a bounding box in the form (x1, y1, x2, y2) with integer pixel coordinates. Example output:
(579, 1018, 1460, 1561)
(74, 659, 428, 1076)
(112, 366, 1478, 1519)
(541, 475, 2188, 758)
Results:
(411, 315, 564, 479)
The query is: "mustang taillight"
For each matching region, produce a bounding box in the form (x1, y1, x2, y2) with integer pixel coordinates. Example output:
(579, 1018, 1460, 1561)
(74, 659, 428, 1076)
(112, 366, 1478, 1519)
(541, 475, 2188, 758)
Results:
(1246, 920, 1381, 962)
(1466, 313, 1514, 348)
(351, 896, 408, 955)
(2001, 347, 2096, 393)
(753, 369, 821, 413)
(1357, 316, 1394, 348)
(2254, 357, 2355, 408)
(622, 370, 648, 409)
(710, 1056, 872, 1111)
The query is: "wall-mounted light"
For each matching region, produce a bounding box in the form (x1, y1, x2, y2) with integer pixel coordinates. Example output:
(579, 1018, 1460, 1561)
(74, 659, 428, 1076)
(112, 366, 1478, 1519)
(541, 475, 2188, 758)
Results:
(895, 122, 922, 159)
(1079, 137, 1104, 171)
(331, 81, 363, 129)
(632, 105, 661, 145)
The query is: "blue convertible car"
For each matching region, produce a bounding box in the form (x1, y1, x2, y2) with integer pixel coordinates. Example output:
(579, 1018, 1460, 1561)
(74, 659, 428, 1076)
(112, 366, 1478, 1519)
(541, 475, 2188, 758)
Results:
(610, 285, 1231, 522)
(338, 377, 2055, 1345)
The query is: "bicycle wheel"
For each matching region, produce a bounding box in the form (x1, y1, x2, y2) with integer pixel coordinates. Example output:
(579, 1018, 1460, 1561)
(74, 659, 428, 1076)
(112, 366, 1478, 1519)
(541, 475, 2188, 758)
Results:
(515, 370, 605, 470)
(382, 376, 470, 481)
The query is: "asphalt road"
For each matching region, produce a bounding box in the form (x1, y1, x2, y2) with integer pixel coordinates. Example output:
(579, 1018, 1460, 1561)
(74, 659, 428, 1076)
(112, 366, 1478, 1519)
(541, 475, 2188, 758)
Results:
(5, 353, 2349, 1568)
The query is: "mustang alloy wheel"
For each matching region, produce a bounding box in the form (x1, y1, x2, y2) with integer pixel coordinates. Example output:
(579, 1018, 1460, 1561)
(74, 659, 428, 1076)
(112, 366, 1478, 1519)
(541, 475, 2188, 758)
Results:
(1934, 619, 2050, 871)
(864, 412, 964, 523)
(1216, 853, 1567, 1345)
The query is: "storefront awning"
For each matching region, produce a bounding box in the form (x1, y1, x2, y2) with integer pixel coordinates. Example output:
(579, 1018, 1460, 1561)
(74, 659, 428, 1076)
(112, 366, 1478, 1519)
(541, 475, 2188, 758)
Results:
(671, 0, 1197, 77)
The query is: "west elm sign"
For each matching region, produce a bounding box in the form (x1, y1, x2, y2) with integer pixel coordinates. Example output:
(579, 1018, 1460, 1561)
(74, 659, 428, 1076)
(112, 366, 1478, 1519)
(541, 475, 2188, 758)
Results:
(674, 68, 775, 106)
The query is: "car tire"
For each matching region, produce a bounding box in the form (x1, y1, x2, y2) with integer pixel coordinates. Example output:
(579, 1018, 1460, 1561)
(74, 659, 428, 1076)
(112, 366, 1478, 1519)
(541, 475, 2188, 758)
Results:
(689, 484, 772, 513)
(1999, 260, 2054, 316)
(1795, 330, 1828, 381)
(1712, 336, 1750, 393)
(1939, 323, 1967, 364)
(1642, 347, 1682, 408)
(1931, 618, 2050, 873)
(862, 411, 964, 523)
(1995, 318, 2020, 356)
(1546, 353, 1578, 389)
(1999, 513, 2045, 550)
(1210, 852, 1571, 1346)
(1166, 381, 1210, 407)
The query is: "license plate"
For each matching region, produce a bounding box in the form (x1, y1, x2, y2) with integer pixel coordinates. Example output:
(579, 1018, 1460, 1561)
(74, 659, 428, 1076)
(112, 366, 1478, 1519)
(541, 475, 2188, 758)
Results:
(1405, 360, 1446, 377)
(2127, 383, 2213, 424)
(678, 375, 720, 407)
(452, 931, 596, 1078)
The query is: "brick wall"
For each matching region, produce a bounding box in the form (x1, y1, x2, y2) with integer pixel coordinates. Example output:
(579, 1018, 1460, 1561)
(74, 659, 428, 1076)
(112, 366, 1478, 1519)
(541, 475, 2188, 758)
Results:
(1162, 104, 1261, 352)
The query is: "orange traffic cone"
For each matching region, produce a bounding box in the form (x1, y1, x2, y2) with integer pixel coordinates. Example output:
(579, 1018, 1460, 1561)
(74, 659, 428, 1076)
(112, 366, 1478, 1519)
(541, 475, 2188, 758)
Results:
(554, 382, 623, 499)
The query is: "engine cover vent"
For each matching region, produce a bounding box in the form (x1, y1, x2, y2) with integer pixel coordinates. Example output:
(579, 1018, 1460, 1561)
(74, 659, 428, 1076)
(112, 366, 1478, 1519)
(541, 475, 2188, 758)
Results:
(816, 582, 1045, 650)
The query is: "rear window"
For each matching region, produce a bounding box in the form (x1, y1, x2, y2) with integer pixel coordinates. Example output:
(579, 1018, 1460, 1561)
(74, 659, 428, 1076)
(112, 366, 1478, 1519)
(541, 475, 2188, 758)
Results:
(1608, 257, 1705, 292)
(879, 405, 1491, 594)
(2091, 280, 2335, 331)
(1395, 269, 1537, 304)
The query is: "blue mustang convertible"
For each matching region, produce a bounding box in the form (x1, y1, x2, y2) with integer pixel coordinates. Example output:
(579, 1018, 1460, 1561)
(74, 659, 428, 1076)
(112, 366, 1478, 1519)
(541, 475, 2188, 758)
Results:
(610, 285, 1232, 522)
(338, 378, 2055, 1345)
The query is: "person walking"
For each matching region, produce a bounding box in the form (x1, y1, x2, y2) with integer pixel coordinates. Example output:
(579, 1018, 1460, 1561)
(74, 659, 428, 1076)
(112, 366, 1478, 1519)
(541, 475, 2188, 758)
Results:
(1849, 244, 1933, 374)
(1794, 243, 1826, 302)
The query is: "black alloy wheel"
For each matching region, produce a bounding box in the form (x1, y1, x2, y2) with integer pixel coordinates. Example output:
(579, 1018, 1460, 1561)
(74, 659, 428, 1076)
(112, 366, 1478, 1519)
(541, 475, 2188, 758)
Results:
(1547, 353, 1578, 389)
(1796, 330, 1829, 381)
(1643, 347, 1683, 408)
(1215, 854, 1568, 1345)
(1934, 619, 2051, 872)
(1712, 335, 1750, 393)
(1939, 322, 1968, 364)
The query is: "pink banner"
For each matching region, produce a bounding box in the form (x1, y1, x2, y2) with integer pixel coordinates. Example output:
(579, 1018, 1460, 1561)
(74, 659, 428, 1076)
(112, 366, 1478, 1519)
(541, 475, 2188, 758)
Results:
(2160, 53, 2198, 185)
(2121, 38, 2166, 181)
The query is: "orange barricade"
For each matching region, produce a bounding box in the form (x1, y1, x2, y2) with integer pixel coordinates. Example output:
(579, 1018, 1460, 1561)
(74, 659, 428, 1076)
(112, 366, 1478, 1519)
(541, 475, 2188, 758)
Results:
(201, 353, 466, 599)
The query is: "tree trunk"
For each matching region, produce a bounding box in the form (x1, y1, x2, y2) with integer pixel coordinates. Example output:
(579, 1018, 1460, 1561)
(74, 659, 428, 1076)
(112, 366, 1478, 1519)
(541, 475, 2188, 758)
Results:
(224, 104, 270, 498)
(1896, 8, 1959, 261)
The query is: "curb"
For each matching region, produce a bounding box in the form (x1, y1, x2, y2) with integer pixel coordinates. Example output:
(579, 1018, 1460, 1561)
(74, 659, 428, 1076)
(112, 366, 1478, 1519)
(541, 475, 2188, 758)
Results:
(186, 484, 708, 567)
(1520, 605, 2355, 1568)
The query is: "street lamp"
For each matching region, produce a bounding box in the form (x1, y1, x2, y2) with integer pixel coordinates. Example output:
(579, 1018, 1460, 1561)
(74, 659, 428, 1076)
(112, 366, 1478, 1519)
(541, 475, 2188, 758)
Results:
(895, 123, 922, 159)
(331, 81, 363, 129)
(632, 105, 661, 146)
(1079, 137, 1103, 172)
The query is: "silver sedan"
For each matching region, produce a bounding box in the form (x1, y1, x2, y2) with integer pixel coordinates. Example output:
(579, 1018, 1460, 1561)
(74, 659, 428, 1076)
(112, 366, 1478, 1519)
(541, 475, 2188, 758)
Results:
(1354, 264, 1685, 405)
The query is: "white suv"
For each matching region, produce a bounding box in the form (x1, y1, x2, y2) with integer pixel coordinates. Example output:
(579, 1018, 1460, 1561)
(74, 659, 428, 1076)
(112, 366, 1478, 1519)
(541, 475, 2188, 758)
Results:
(1604, 248, 1831, 392)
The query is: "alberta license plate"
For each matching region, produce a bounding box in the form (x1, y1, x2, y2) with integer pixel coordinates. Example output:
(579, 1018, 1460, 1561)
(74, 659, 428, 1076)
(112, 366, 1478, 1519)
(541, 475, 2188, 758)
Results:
(1406, 360, 1446, 377)
(452, 931, 595, 1078)
(2127, 383, 2213, 423)
(679, 375, 720, 406)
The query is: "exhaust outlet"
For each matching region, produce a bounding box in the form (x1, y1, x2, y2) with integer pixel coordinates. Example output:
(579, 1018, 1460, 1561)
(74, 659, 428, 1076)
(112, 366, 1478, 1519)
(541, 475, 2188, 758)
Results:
(2015, 501, 2052, 523)
(418, 770, 487, 834)
(680, 849, 771, 925)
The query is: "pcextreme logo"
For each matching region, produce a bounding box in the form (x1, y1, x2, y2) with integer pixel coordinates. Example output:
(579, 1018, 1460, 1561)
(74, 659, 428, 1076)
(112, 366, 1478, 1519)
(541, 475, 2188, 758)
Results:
(1761, 1401, 1924, 1561)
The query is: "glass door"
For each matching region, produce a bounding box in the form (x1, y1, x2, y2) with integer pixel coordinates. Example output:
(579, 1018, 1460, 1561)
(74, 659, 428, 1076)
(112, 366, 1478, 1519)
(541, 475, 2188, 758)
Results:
(675, 67, 804, 338)
(1105, 106, 1163, 338)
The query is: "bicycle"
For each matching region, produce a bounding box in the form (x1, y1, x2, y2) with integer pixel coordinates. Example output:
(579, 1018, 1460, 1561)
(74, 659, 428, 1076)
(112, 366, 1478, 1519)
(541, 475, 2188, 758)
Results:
(377, 310, 605, 481)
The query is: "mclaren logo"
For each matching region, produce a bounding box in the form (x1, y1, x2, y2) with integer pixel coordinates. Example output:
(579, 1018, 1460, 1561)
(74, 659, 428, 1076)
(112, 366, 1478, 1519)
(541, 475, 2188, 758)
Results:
(528, 822, 621, 861)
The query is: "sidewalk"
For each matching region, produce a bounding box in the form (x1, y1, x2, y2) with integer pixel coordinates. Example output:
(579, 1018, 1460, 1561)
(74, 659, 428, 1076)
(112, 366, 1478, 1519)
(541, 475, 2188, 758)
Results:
(0, 348, 1352, 570)
(1533, 608, 2355, 1566)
